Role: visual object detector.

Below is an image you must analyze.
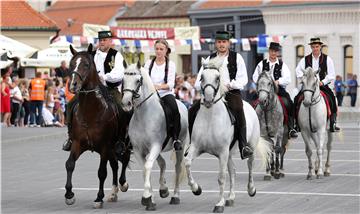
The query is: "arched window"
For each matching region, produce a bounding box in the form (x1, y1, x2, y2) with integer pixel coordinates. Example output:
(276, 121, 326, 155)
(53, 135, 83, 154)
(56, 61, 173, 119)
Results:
(344, 45, 353, 80)
(321, 45, 328, 55)
(295, 45, 304, 86)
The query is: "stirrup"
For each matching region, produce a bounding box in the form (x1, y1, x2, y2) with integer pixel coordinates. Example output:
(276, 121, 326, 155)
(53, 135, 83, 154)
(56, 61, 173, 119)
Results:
(173, 139, 182, 151)
(62, 139, 72, 151)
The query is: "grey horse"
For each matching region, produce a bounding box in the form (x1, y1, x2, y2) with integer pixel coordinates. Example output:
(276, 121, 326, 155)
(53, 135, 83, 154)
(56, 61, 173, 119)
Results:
(255, 70, 289, 180)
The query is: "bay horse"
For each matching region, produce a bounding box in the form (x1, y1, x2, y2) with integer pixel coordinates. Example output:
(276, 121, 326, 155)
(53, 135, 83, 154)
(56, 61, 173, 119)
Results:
(64, 44, 131, 208)
(184, 57, 271, 213)
(298, 67, 333, 179)
(121, 61, 189, 211)
(255, 69, 289, 180)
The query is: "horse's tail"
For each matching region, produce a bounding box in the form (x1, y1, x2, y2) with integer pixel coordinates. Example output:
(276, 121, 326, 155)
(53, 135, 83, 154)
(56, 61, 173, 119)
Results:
(255, 137, 272, 169)
(170, 150, 187, 184)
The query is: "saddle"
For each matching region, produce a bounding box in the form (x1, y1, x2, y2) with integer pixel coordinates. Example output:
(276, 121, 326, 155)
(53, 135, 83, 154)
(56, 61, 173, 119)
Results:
(252, 96, 288, 125)
(295, 91, 331, 119)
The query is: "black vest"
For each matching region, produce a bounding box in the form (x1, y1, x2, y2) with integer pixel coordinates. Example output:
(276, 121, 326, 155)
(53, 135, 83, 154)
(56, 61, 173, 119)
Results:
(262, 59, 283, 81)
(210, 50, 237, 80)
(92, 48, 120, 88)
(148, 57, 169, 83)
(305, 53, 328, 81)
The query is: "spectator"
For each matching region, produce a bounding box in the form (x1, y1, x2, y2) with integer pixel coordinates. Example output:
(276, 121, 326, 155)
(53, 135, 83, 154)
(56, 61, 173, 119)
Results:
(247, 80, 258, 104)
(178, 86, 191, 108)
(55, 60, 70, 78)
(54, 78, 65, 126)
(29, 71, 47, 127)
(348, 74, 358, 107)
(19, 79, 30, 127)
(334, 75, 346, 106)
(45, 86, 56, 114)
(10, 76, 23, 126)
(1, 67, 12, 127)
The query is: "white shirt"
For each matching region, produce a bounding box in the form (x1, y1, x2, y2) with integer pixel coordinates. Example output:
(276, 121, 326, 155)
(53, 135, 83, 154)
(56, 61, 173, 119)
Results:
(94, 49, 124, 86)
(195, 52, 248, 91)
(10, 86, 22, 104)
(144, 59, 176, 98)
(295, 53, 335, 85)
(252, 58, 291, 88)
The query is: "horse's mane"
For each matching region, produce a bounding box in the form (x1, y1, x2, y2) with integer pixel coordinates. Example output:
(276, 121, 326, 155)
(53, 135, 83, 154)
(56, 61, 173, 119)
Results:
(203, 56, 228, 96)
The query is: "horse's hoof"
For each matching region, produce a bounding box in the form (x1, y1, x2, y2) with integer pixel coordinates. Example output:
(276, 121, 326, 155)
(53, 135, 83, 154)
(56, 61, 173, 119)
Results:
(248, 189, 256, 197)
(225, 199, 234, 207)
(264, 175, 272, 181)
(145, 202, 156, 211)
(324, 171, 330, 177)
(107, 193, 118, 202)
(192, 186, 202, 196)
(274, 173, 281, 179)
(65, 197, 76, 205)
(159, 187, 169, 198)
(141, 196, 152, 206)
(120, 182, 129, 192)
(306, 175, 312, 180)
(213, 206, 224, 213)
(316, 174, 323, 179)
(280, 172, 285, 178)
(169, 197, 180, 205)
(93, 201, 103, 209)
(315, 169, 318, 175)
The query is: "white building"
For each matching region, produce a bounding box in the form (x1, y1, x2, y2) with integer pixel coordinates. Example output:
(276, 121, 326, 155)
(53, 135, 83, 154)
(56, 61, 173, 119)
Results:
(262, 1, 359, 105)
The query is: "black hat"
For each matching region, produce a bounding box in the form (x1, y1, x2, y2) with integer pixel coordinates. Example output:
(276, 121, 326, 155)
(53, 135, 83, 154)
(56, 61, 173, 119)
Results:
(215, 31, 231, 40)
(269, 42, 281, 51)
(98, 30, 113, 39)
(308, 37, 324, 45)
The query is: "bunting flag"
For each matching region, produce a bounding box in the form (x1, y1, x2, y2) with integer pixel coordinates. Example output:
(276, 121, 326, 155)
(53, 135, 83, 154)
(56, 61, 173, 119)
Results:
(192, 40, 201, 51)
(257, 34, 268, 54)
(241, 38, 251, 51)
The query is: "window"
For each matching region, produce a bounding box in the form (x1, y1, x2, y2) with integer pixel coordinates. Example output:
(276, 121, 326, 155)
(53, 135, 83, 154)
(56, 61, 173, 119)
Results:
(295, 45, 304, 86)
(344, 45, 353, 80)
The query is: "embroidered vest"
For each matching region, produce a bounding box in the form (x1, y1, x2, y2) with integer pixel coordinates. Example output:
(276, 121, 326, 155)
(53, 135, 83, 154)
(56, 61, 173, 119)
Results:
(92, 48, 120, 88)
(210, 50, 237, 80)
(305, 53, 328, 81)
(262, 59, 283, 81)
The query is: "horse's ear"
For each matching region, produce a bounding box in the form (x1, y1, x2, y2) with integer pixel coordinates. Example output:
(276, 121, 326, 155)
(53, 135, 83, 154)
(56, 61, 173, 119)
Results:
(137, 60, 141, 69)
(70, 45, 77, 55)
(87, 44, 93, 54)
(123, 60, 128, 69)
(201, 57, 206, 66)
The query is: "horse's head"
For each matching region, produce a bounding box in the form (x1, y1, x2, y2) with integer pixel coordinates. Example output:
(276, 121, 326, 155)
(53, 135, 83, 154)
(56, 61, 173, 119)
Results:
(200, 57, 223, 108)
(301, 67, 320, 107)
(68, 44, 96, 93)
(121, 60, 143, 112)
(256, 70, 277, 108)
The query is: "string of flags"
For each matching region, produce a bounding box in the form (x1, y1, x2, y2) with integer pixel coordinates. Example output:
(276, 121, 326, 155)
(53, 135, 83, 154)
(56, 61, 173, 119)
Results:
(52, 34, 287, 53)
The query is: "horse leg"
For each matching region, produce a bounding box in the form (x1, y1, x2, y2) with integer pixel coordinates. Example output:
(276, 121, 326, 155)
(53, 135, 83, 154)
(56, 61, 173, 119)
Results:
(247, 152, 256, 197)
(169, 148, 184, 205)
(157, 155, 169, 198)
(274, 137, 282, 179)
(141, 146, 160, 211)
(184, 144, 202, 196)
(119, 151, 130, 192)
(94, 156, 108, 209)
(225, 154, 235, 207)
(264, 140, 273, 181)
(213, 150, 228, 213)
(107, 157, 119, 202)
(314, 132, 325, 179)
(303, 135, 313, 180)
(64, 148, 81, 205)
(324, 131, 332, 176)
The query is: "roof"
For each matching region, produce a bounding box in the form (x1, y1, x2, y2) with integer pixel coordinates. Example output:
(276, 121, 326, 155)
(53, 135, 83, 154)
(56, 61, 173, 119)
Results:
(193, 0, 358, 10)
(117, 0, 195, 20)
(44, 0, 133, 35)
(1, 0, 58, 31)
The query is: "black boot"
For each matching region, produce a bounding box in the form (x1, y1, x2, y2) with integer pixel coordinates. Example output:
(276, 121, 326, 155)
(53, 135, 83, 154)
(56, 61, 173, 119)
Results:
(288, 116, 298, 138)
(329, 114, 340, 132)
(239, 126, 252, 159)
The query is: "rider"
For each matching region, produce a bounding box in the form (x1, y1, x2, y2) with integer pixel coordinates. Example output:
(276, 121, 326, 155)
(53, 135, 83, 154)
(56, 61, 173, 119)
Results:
(294, 37, 340, 132)
(252, 42, 298, 139)
(62, 30, 128, 151)
(144, 39, 182, 151)
(189, 31, 253, 159)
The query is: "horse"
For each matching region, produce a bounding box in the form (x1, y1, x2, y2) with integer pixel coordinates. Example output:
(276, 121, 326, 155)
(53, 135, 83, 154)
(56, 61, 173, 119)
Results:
(184, 57, 271, 213)
(255, 69, 289, 180)
(298, 67, 333, 179)
(121, 61, 189, 211)
(64, 44, 131, 208)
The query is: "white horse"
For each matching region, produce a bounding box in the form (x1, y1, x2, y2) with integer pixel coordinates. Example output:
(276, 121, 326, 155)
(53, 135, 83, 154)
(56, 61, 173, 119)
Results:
(184, 57, 271, 213)
(121, 61, 189, 211)
(255, 70, 289, 180)
(298, 67, 333, 179)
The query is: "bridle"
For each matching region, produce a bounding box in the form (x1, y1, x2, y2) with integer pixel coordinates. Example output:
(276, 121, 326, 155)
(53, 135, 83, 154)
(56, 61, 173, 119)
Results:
(257, 74, 277, 111)
(302, 76, 321, 106)
(200, 66, 223, 105)
(122, 72, 154, 108)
